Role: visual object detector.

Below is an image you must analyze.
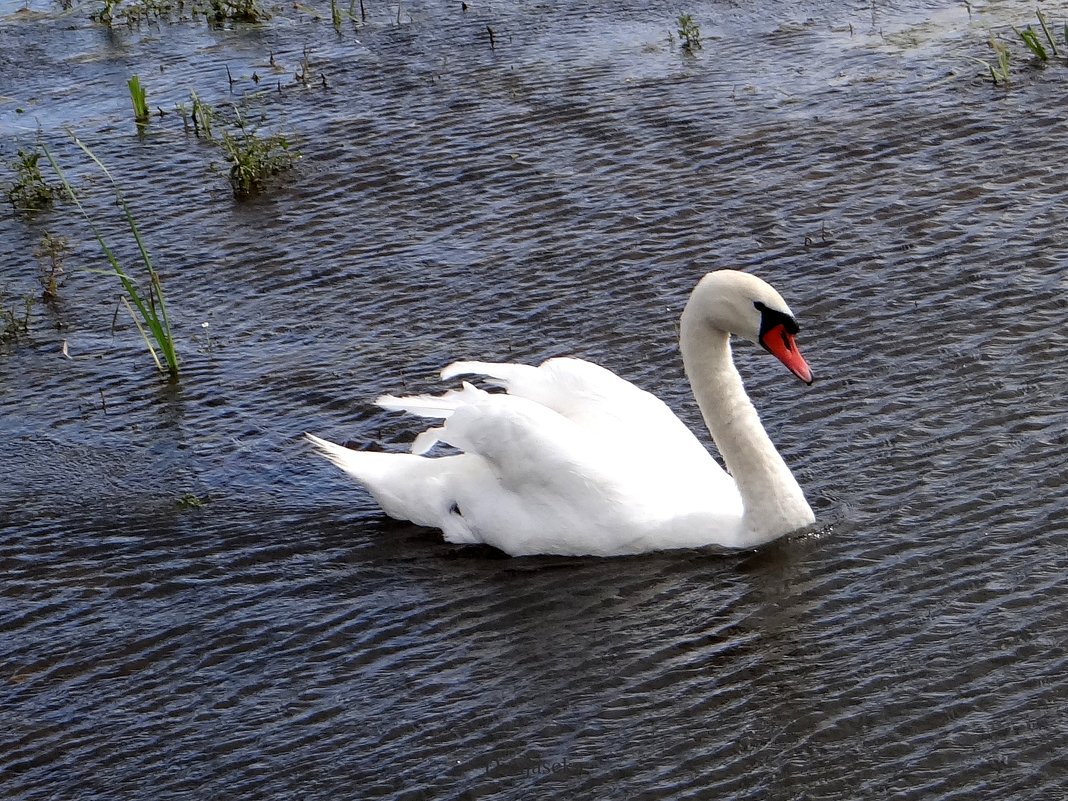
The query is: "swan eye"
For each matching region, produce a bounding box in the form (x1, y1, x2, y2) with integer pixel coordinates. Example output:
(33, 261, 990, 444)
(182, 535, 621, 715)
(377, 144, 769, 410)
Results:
(754, 301, 800, 336)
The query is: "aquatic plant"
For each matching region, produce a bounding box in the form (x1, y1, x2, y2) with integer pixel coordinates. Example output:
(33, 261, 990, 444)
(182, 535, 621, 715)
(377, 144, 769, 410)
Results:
(0, 289, 33, 343)
(295, 46, 314, 86)
(970, 12, 1068, 84)
(43, 138, 180, 380)
(221, 111, 296, 199)
(208, 0, 269, 23)
(969, 36, 1012, 85)
(34, 233, 69, 301)
(677, 14, 701, 52)
(92, 0, 269, 26)
(1035, 9, 1060, 56)
(128, 75, 150, 126)
(1014, 25, 1047, 60)
(1015, 10, 1060, 61)
(91, 0, 119, 25)
(331, 0, 342, 32)
(7, 147, 56, 212)
(177, 493, 206, 509)
(989, 37, 1011, 83)
(191, 90, 215, 140)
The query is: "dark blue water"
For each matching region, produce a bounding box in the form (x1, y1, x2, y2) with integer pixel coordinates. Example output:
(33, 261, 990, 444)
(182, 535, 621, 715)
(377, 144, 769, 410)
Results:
(1, 0, 1066, 798)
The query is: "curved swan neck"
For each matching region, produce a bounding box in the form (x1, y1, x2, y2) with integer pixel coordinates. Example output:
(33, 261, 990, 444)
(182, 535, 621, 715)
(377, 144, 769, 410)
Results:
(679, 300, 813, 547)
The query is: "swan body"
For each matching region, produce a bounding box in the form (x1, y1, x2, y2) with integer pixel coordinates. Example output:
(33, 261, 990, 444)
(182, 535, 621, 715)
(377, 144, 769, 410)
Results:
(308, 270, 815, 556)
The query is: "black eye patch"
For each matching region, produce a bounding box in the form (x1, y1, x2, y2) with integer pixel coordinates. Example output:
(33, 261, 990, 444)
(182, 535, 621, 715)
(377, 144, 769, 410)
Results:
(754, 301, 800, 336)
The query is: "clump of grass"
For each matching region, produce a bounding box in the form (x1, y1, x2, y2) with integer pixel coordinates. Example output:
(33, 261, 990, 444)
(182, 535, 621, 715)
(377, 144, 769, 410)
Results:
(1014, 9, 1060, 61)
(208, 0, 269, 23)
(295, 46, 314, 86)
(221, 111, 296, 199)
(988, 36, 1012, 84)
(969, 35, 1012, 85)
(43, 137, 179, 380)
(0, 289, 34, 343)
(34, 233, 69, 301)
(128, 75, 150, 126)
(971, 12, 1068, 85)
(176, 91, 215, 138)
(177, 492, 206, 509)
(1015, 25, 1048, 60)
(677, 14, 702, 52)
(93, 0, 269, 26)
(7, 147, 57, 212)
(91, 0, 119, 25)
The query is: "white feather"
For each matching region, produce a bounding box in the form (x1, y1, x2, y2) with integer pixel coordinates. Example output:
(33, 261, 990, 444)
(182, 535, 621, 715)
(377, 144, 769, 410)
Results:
(307, 270, 816, 556)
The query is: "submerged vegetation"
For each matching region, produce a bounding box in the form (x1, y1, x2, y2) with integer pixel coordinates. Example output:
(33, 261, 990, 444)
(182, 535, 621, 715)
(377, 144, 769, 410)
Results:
(0, 289, 34, 343)
(92, 0, 269, 27)
(6, 147, 57, 213)
(43, 138, 180, 380)
(221, 111, 297, 199)
(160, 88, 298, 197)
(35, 233, 69, 301)
(207, 0, 269, 24)
(176, 492, 207, 509)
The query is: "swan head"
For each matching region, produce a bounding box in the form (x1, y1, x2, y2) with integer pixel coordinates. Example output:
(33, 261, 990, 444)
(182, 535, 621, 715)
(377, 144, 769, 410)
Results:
(687, 270, 813, 384)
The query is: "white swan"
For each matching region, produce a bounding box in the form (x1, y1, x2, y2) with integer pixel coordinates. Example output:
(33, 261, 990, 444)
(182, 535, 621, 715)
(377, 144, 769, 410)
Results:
(307, 270, 815, 556)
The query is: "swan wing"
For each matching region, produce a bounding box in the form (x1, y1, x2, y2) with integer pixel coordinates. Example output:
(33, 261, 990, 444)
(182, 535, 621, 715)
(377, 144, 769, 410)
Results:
(442, 357, 738, 497)
(422, 392, 717, 555)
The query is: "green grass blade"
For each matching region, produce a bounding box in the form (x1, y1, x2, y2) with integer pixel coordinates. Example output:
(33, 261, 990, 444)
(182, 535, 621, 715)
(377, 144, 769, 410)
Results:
(127, 75, 149, 123)
(1036, 9, 1058, 56)
(69, 133, 178, 376)
(1014, 26, 1048, 60)
(116, 193, 176, 369)
(43, 136, 179, 379)
(122, 295, 164, 372)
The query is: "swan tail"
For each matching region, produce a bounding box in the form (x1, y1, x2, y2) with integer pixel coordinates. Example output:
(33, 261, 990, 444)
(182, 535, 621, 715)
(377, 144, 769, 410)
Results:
(305, 433, 395, 482)
(305, 433, 460, 530)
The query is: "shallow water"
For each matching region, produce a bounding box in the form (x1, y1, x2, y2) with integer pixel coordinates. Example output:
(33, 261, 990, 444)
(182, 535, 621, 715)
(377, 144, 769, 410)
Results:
(2, 0, 1067, 798)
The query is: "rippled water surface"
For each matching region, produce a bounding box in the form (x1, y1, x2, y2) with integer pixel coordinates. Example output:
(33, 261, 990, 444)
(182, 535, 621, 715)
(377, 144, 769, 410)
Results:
(2, 0, 1067, 798)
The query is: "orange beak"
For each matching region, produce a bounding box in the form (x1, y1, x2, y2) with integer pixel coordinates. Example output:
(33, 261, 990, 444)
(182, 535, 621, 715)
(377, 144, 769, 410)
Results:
(759, 324, 813, 385)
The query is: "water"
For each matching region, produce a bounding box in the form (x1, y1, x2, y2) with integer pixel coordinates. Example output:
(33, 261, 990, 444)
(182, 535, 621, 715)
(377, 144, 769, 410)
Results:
(1, 0, 1067, 798)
